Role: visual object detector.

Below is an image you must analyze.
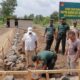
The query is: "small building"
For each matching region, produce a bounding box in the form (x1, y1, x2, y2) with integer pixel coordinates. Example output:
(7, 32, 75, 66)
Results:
(7, 18, 33, 29)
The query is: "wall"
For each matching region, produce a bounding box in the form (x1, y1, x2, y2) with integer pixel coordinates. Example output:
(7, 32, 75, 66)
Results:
(10, 19, 33, 29)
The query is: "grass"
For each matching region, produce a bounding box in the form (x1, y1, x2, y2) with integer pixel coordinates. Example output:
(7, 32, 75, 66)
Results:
(0, 21, 4, 28)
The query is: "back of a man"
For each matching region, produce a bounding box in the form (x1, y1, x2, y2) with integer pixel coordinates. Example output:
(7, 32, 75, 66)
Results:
(38, 51, 54, 61)
(38, 50, 57, 69)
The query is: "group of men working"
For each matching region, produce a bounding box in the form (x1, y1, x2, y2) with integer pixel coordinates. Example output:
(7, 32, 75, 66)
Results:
(44, 17, 80, 72)
(22, 17, 80, 79)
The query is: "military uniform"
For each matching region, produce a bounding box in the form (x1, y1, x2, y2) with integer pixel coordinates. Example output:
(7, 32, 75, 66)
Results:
(55, 23, 70, 54)
(45, 25, 55, 50)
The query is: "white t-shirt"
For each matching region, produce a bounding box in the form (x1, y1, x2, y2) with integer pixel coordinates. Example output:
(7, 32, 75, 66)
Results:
(66, 39, 80, 55)
(22, 32, 37, 51)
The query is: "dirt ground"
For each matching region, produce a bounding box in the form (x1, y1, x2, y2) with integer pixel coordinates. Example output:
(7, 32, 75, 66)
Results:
(0, 28, 16, 52)
(0, 28, 9, 35)
(0, 26, 68, 69)
(17, 26, 79, 80)
(0, 26, 79, 80)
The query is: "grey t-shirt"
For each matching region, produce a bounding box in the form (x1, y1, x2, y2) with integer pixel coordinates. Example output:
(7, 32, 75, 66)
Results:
(67, 39, 80, 55)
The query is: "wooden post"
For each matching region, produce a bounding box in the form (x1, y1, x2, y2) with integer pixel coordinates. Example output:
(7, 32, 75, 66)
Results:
(46, 72, 49, 80)
(1, 72, 6, 80)
(28, 70, 32, 80)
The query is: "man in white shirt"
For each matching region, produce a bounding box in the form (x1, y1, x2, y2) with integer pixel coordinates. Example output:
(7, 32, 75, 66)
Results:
(22, 27, 37, 66)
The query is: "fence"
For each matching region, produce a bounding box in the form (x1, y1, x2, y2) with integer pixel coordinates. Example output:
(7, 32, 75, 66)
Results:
(0, 69, 80, 80)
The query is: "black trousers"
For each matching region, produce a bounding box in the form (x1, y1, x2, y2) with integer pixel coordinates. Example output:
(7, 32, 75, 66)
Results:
(42, 54, 57, 78)
(55, 35, 66, 55)
(45, 38, 53, 50)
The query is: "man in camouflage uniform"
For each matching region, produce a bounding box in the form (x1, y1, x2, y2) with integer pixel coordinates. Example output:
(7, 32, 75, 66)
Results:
(55, 17, 70, 55)
(44, 19, 56, 50)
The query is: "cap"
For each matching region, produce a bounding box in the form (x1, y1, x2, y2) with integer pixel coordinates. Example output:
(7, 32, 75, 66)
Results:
(28, 27, 33, 33)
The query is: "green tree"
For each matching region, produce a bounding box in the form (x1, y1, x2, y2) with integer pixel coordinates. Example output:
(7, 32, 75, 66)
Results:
(28, 14, 34, 19)
(12, 15, 17, 18)
(1, 0, 17, 18)
(24, 15, 28, 19)
(42, 17, 49, 26)
(50, 11, 59, 22)
(34, 15, 44, 24)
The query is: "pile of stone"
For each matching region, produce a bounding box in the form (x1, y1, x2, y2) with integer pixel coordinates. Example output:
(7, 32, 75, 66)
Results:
(4, 50, 26, 71)
(4, 31, 26, 71)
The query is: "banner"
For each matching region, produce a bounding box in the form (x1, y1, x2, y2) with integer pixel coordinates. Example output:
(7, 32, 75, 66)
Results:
(59, 2, 80, 19)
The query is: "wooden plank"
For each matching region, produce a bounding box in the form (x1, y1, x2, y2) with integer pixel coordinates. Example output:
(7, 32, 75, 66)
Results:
(30, 69, 80, 73)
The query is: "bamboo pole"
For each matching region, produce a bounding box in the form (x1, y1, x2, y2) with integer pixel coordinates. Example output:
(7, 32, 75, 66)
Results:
(0, 69, 79, 74)
(0, 69, 80, 79)
(30, 69, 80, 74)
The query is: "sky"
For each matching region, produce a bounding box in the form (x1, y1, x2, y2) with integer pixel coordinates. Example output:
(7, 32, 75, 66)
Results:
(0, 0, 80, 17)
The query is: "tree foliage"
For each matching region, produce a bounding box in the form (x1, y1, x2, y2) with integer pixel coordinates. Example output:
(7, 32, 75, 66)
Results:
(28, 14, 34, 19)
(50, 11, 59, 22)
(24, 15, 28, 19)
(1, 0, 17, 18)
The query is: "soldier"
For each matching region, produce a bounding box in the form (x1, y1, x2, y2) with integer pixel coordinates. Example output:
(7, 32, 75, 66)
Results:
(36, 50, 57, 70)
(32, 50, 57, 78)
(55, 17, 70, 55)
(44, 19, 56, 50)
